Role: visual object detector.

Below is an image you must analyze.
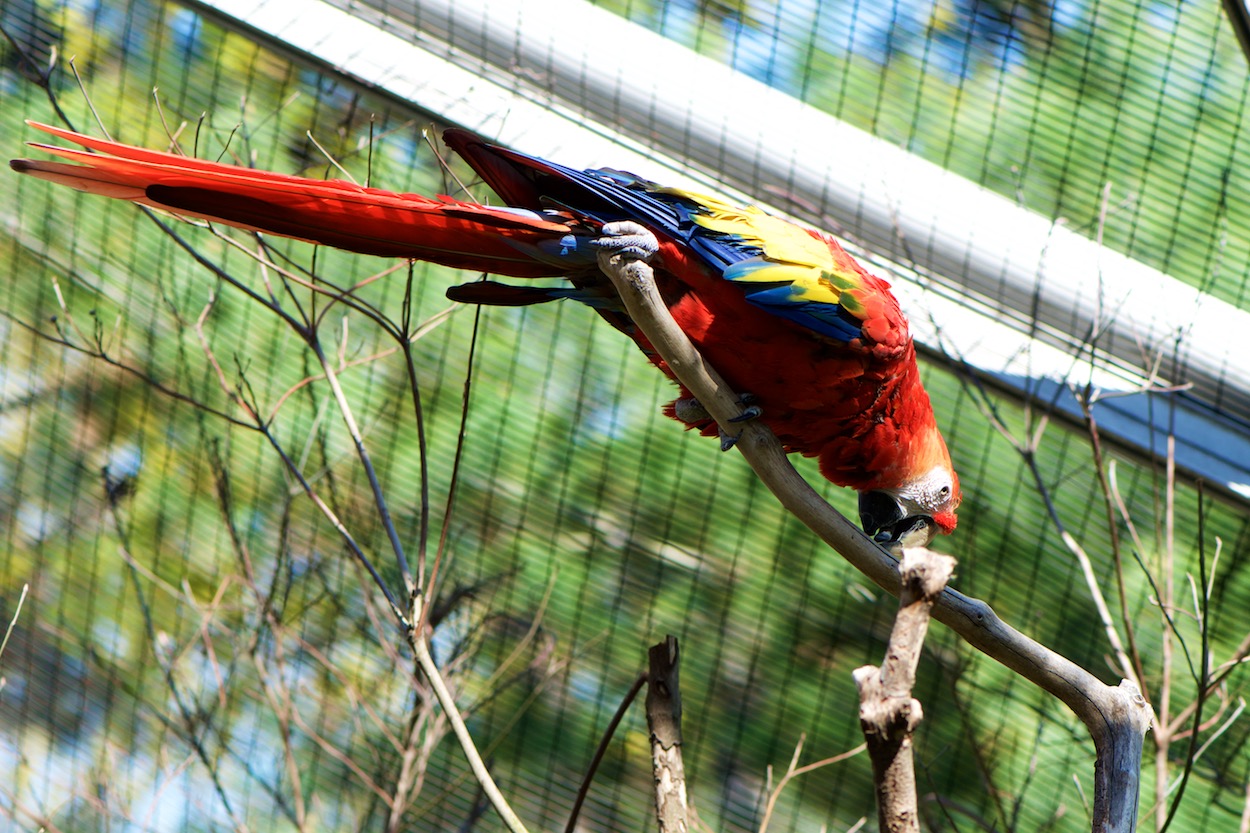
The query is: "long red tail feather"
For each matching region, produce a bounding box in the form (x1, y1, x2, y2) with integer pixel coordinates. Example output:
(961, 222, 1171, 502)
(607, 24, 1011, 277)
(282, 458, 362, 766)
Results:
(12, 121, 579, 277)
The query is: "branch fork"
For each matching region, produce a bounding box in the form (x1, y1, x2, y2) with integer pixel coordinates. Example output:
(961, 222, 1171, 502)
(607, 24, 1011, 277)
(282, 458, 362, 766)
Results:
(594, 224, 1152, 833)
(853, 549, 955, 833)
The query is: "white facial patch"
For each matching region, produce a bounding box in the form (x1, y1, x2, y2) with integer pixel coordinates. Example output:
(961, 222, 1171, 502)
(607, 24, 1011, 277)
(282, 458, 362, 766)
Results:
(902, 465, 954, 513)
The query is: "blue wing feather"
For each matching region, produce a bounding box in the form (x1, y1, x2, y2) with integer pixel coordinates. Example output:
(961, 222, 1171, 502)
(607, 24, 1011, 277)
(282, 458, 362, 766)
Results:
(731, 284, 865, 342)
(459, 139, 864, 344)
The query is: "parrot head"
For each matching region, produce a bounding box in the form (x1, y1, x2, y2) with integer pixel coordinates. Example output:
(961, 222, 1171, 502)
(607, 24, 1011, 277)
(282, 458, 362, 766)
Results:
(858, 464, 960, 549)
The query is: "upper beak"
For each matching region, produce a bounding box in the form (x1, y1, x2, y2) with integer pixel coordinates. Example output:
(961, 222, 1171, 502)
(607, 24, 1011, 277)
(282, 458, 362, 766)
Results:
(858, 491, 938, 549)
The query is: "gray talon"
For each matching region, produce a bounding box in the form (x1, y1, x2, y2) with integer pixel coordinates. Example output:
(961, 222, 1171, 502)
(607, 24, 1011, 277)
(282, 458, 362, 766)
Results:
(729, 404, 763, 423)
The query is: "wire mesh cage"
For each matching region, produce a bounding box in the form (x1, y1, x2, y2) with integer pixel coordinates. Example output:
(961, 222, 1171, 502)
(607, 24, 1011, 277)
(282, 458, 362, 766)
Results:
(1, 0, 1249, 831)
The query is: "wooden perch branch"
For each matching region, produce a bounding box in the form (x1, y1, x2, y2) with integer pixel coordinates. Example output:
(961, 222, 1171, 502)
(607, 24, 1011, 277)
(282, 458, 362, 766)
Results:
(647, 635, 690, 833)
(595, 239, 1153, 833)
(854, 548, 955, 833)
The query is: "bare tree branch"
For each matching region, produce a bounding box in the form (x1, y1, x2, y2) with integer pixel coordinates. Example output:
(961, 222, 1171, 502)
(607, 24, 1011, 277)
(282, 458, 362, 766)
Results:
(854, 548, 955, 833)
(594, 238, 1154, 833)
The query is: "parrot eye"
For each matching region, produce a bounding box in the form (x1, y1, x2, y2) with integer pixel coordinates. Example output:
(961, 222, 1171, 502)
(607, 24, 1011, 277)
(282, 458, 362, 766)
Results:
(938, 485, 951, 499)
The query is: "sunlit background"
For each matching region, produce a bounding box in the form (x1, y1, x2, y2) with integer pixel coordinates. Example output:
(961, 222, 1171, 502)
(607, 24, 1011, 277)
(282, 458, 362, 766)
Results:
(2, 0, 1249, 830)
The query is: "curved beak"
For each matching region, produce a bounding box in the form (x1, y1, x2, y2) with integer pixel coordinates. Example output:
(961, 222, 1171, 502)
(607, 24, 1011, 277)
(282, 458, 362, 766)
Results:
(858, 490, 938, 549)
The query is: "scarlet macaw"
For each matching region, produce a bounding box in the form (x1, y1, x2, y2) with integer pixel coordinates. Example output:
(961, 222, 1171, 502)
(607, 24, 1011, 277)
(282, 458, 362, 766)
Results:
(11, 121, 960, 545)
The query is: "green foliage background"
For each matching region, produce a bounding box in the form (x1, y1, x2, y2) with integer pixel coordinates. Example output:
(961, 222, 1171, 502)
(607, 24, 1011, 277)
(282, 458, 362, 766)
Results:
(0, 0, 1248, 831)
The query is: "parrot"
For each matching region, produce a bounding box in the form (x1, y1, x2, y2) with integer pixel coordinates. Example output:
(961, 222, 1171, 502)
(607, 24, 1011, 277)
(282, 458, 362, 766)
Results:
(11, 120, 960, 545)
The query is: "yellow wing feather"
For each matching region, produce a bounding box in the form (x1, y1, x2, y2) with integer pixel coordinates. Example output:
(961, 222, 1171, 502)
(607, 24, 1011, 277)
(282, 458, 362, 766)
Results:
(662, 188, 862, 314)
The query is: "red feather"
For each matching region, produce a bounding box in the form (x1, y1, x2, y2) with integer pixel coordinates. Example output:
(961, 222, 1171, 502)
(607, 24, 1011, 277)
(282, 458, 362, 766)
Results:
(11, 122, 960, 533)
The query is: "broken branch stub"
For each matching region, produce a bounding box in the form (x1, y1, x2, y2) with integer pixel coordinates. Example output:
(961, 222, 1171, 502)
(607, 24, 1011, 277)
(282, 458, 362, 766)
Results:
(647, 636, 690, 833)
(854, 548, 956, 833)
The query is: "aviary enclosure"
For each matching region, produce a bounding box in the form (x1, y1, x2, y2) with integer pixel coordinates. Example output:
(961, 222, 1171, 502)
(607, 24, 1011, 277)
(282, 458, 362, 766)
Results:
(1, 0, 1249, 830)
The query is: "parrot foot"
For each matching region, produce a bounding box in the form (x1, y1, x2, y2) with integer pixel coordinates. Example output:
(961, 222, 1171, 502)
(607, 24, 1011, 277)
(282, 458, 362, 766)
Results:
(671, 396, 710, 424)
(593, 221, 659, 260)
(719, 394, 762, 451)
(728, 397, 763, 424)
(672, 394, 761, 431)
(670, 395, 747, 450)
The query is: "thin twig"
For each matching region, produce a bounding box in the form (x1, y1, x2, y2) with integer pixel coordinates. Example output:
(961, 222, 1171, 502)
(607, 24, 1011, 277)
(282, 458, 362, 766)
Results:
(565, 673, 647, 833)
(1240, 776, 1250, 833)
(409, 598, 531, 833)
(259, 421, 406, 622)
(309, 333, 414, 594)
(1010, 409, 1137, 688)
(387, 699, 446, 833)
(757, 735, 866, 833)
(1079, 396, 1148, 692)
(1159, 485, 1212, 833)
(419, 301, 486, 631)
(0, 584, 29, 693)
(105, 493, 254, 832)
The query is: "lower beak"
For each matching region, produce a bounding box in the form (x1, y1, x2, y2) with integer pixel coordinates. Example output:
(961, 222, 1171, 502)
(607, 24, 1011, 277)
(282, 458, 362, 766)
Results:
(858, 491, 937, 549)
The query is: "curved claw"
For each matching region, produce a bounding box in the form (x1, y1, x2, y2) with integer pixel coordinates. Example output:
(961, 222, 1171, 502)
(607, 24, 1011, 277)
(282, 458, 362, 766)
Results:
(592, 220, 659, 261)
(719, 395, 762, 449)
(728, 404, 763, 424)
